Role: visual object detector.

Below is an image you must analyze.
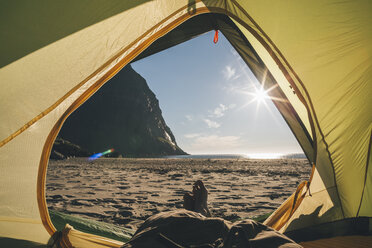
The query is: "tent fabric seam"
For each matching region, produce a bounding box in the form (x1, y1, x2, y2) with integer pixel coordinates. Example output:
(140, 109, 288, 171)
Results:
(356, 131, 372, 217)
(315, 121, 345, 218)
(303, 185, 336, 197)
(0, 217, 42, 224)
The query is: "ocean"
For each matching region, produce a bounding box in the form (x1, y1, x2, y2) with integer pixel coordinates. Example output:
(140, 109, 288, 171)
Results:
(164, 154, 246, 159)
(164, 153, 306, 159)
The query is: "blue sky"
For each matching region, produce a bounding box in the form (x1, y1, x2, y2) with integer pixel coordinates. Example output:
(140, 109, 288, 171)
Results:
(132, 31, 303, 157)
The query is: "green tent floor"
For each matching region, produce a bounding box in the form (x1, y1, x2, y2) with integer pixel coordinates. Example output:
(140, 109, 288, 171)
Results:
(49, 210, 135, 243)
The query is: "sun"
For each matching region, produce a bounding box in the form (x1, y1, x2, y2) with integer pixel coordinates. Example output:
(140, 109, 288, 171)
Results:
(244, 85, 273, 109)
(253, 87, 270, 104)
(241, 83, 287, 109)
(232, 68, 288, 115)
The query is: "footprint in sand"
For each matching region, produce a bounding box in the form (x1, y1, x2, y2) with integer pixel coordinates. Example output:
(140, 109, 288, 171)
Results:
(70, 199, 94, 207)
(215, 196, 229, 200)
(118, 186, 130, 190)
(120, 198, 136, 204)
(118, 210, 133, 217)
(135, 196, 148, 200)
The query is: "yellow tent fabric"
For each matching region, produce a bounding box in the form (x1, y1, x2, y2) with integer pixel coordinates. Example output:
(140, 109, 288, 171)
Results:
(1, 0, 371, 246)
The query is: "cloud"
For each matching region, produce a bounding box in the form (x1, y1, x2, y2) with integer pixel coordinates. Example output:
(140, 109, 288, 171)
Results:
(222, 66, 236, 80)
(209, 103, 236, 118)
(203, 119, 221, 128)
(189, 135, 241, 151)
(185, 115, 193, 121)
(184, 133, 202, 139)
(212, 104, 227, 118)
(222, 65, 241, 81)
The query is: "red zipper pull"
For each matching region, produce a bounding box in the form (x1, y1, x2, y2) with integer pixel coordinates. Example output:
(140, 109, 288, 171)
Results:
(213, 30, 219, 44)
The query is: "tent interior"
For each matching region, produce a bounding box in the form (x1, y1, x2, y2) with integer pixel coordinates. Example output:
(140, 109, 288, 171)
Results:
(1, 1, 371, 247)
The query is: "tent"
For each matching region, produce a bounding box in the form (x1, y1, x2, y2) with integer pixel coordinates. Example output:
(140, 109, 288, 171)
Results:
(1, 0, 371, 247)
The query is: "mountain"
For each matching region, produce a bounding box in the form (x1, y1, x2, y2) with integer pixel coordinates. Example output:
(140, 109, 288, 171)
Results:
(57, 64, 187, 157)
(50, 137, 92, 160)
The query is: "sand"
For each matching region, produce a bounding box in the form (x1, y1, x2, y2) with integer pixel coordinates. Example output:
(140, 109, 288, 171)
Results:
(46, 158, 311, 229)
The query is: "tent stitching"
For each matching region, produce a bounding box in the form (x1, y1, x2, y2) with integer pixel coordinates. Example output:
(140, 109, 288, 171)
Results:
(356, 131, 372, 217)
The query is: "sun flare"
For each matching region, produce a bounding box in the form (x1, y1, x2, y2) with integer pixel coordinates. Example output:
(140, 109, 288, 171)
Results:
(253, 87, 270, 104)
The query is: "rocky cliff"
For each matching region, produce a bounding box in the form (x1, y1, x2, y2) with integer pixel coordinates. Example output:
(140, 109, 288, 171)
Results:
(50, 137, 92, 160)
(57, 64, 186, 157)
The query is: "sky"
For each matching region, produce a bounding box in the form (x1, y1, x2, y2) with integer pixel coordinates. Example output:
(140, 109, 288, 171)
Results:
(132, 31, 303, 158)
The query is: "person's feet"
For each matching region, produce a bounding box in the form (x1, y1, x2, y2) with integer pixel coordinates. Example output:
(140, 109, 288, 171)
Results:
(183, 192, 194, 211)
(183, 180, 211, 217)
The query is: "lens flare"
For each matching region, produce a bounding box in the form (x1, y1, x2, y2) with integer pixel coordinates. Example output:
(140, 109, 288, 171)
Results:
(88, 148, 114, 161)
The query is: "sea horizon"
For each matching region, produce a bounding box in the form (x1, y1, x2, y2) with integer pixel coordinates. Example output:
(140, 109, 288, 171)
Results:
(67, 153, 307, 161)
(164, 153, 306, 159)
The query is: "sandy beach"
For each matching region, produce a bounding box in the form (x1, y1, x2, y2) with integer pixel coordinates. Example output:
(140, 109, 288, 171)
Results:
(46, 158, 311, 229)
